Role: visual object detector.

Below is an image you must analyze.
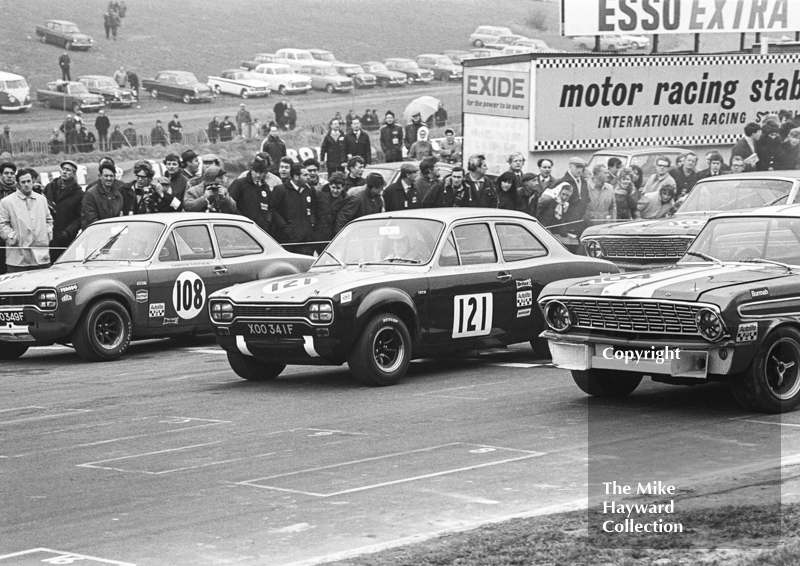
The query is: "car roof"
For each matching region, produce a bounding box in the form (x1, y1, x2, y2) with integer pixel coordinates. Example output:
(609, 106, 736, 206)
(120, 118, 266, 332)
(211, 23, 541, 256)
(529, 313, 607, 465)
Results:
(77, 75, 114, 80)
(299, 60, 332, 67)
(695, 171, 800, 182)
(476, 25, 512, 31)
(277, 48, 312, 54)
(308, 48, 333, 54)
(385, 58, 413, 62)
(707, 203, 800, 219)
(362, 61, 383, 65)
(221, 69, 249, 74)
(93, 212, 257, 227)
(47, 20, 78, 25)
(592, 146, 685, 156)
(354, 207, 535, 224)
(0, 71, 26, 80)
(418, 53, 448, 58)
(255, 63, 290, 70)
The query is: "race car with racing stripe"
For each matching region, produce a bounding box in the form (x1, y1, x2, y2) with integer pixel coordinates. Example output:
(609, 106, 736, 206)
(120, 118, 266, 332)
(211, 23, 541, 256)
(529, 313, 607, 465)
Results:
(539, 206, 800, 413)
(0, 214, 313, 362)
(208, 209, 615, 386)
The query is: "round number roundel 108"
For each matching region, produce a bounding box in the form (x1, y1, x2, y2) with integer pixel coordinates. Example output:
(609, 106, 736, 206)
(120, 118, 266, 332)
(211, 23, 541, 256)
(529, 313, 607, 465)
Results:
(173, 271, 206, 320)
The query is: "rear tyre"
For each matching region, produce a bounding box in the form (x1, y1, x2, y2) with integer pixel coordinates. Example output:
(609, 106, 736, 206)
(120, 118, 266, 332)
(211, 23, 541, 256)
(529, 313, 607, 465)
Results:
(150, 89, 158, 99)
(0, 342, 29, 360)
(39, 34, 47, 43)
(348, 313, 411, 386)
(441, 71, 450, 82)
(325, 84, 335, 94)
(278, 85, 287, 95)
(72, 299, 132, 362)
(182, 94, 191, 104)
(378, 77, 388, 87)
(227, 350, 285, 381)
(240, 89, 249, 98)
(65, 40, 73, 50)
(473, 39, 484, 48)
(71, 102, 81, 113)
(572, 369, 642, 398)
(213, 85, 221, 94)
(730, 326, 800, 413)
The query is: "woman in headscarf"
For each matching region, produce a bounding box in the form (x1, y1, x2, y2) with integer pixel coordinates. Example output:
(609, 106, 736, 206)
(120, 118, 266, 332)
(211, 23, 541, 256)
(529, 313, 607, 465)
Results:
(407, 126, 435, 160)
(536, 182, 573, 235)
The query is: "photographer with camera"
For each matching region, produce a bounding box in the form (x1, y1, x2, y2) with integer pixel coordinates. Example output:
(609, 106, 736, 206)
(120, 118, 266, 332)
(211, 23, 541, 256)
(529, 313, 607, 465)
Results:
(183, 165, 236, 214)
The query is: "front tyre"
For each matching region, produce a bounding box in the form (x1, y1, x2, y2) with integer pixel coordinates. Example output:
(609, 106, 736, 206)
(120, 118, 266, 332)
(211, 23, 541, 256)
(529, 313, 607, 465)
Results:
(226, 350, 285, 381)
(572, 369, 642, 398)
(72, 299, 132, 362)
(0, 342, 29, 360)
(182, 94, 191, 104)
(731, 326, 800, 413)
(348, 313, 411, 386)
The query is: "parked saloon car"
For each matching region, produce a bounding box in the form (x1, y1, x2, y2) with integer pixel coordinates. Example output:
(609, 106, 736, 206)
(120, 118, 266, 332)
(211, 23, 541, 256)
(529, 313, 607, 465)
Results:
(415, 54, 463, 81)
(77, 75, 137, 107)
(308, 49, 338, 63)
(540, 206, 800, 413)
(0, 71, 32, 112)
(469, 25, 514, 48)
(142, 71, 214, 103)
(299, 62, 354, 93)
(207, 69, 271, 98)
(240, 53, 288, 71)
(250, 63, 312, 95)
(0, 214, 313, 363)
(364, 161, 454, 188)
(361, 62, 407, 87)
(442, 50, 476, 64)
(332, 63, 376, 89)
(37, 80, 105, 113)
(484, 34, 527, 51)
(586, 146, 686, 181)
(383, 58, 434, 84)
(573, 35, 633, 51)
(208, 209, 616, 385)
(581, 172, 800, 271)
(35, 20, 93, 50)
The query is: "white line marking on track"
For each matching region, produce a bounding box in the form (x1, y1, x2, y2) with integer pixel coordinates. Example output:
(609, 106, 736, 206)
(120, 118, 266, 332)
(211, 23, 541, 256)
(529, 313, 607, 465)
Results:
(487, 362, 553, 368)
(0, 406, 45, 413)
(187, 348, 228, 355)
(0, 409, 91, 425)
(743, 419, 800, 428)
(0, 547, 135, 565)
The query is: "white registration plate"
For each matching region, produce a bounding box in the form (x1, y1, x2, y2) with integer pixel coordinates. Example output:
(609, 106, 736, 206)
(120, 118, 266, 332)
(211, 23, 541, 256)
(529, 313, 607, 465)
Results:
(0, 310, 25, 323)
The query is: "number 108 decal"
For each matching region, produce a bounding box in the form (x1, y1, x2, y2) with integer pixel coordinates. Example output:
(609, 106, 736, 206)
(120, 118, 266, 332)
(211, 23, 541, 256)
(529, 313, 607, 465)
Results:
(452, 293, 493, 338)
(173, 271, 206, 320)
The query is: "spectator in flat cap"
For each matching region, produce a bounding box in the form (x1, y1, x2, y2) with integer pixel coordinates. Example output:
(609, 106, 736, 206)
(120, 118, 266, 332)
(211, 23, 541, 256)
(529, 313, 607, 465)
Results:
(44, 159, 83, 262)
(180, 149, 200, 181)
(384, 162, 420, 211)
(183, 165, 236, 213)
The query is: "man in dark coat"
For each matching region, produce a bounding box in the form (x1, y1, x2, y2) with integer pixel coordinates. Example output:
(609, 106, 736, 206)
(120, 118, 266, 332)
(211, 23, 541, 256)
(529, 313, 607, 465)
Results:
(554, 156, 589, 236)
(384, 163, 420, 212)
(126, 69, 139, 98)
(229, 153, 284, 239)
(180, 149, 200, 182)
(261, 126, 287, 175)
(150, 120, 167, 146)
(273, 99, 288, 130)
(457, 155, 498, 208)
(730, 122, 762, 172)
(58, 52, 71, 81)
(335, 172, 385, 233)
(344, 118, 371, 164)
(423, 166, 463, 208)
(414, 157, 440, 202)
(311, 172, 346, 253)
(219, 116, 236, 142)
(94, 110, 110, 151)
(167, 114, 182, 145)
(276, 163, 316, 255)
(44, 160, 83, 262)
(379, 111, 404, 163)
(320, 118, 346, 173)
(404, 112, 423, 151)
(669, 151, 698, 197)
(81, 161, 134, 229)
(756, 119, 783, 171)
(433, 102, 448, 128)
(162, 153, 188, 204)
(207, 116, 220, 143)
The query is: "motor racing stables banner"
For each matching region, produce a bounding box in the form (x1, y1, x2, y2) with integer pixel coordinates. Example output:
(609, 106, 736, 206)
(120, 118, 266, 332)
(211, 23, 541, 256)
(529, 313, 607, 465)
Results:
(532, 52, 800, 151)
(562, 0, 800, 36)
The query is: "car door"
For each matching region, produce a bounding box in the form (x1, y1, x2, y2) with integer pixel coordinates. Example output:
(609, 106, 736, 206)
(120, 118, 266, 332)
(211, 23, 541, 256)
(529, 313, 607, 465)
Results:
(146, 223, 229, 329)
(426, 222, 514, 350)
(211, 222, 271, 285)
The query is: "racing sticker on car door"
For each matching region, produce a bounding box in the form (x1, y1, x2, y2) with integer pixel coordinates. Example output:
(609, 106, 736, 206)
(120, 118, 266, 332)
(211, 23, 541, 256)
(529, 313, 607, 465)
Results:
(452, 293, 493, 338)
(173, 271, 206, 319)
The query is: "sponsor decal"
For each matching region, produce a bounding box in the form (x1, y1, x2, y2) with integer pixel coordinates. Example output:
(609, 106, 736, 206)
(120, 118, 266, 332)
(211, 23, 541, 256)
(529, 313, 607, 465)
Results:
(149, 303, 165, 317)
(61, 294, 73, 302)
(517, 308, 531, 318)
(750, 288, 770, 298)
(163, 317, 179, 325)
(516, 290, 533, 308)
(136, 280, 147, 286)
(135, 289, 149, 303)
(59, 284, 78, 293)
(737, 322, 758, 342)
(452, 293, 493, 338)
(340, 291, 352, 304)
(263, 277, 318, 294)
(0, 273, 24, 284)
(173, 271, 206, 319)
(516, 278, 532, 289)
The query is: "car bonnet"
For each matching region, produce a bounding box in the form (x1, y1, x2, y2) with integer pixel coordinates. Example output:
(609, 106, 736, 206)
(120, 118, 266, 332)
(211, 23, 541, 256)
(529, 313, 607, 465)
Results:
(583, 212, 712, 238)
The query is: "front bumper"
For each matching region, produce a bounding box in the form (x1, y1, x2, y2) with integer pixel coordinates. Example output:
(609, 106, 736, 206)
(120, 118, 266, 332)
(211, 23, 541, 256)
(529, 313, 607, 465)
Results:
(0, 102, 31, 111)
(0, 309, 72, 343)
(408, 75, 433, 83)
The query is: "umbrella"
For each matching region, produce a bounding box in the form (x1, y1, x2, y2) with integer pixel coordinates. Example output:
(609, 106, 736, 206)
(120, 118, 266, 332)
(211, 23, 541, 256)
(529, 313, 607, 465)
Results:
(403, 96, 440, 124)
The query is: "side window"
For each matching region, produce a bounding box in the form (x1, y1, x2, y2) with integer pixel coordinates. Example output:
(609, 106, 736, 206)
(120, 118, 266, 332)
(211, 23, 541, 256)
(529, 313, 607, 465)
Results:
(214, 225, 264, 258)
(452, 224, 497, 265)
(439, 232, 459, 267)
(158, 232, 179, 262)
(171, 225, 214, 260)
(496, 223, 548, 262)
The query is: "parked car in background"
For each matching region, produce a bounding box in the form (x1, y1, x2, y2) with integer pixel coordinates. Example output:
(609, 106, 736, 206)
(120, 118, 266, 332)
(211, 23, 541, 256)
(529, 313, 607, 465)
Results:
(37, 80, 105, 113)
(240, 53, 289, 71)
(207, 69, 271, 99)
(275, 48, 316, 70)
(361, 62, 407, 87)
(208, 209, 615, 385)
(580, 172, 800, 271)
(299, 62, 353, 93)
(77, 75, 137, 107)
(35, 20, 93, 50)
(142, 71, 214, 103)
(415, 54, 462, 81)
(442, 50, 476, 64)
(514, 38, 551, 51)
(618, 34, 651, 48)
(485, 34, 527, 50)
(331, 63, 376, 89)
(469, 25, 514, 48)
(250, 63, 312, 95)
(364, 161, 455, 188)
(0, 71, 31, 112)
(384, 58, 433, 84)
(471, 48, 495, 58)
(308, 49, 337, 63)
(586, 146, 686, 180)
(501, 45, 539, 56)
(573, 35, 633, 51)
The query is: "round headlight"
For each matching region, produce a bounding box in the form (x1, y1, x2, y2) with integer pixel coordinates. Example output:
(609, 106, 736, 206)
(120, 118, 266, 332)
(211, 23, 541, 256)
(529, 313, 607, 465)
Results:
(545, 300, 574, 333)
(584, 239, 603, 258)
(695, 308, 725, 342)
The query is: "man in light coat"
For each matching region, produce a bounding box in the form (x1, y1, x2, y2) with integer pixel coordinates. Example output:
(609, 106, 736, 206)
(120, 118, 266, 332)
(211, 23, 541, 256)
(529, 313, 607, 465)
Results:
(0, 169, 53, 272)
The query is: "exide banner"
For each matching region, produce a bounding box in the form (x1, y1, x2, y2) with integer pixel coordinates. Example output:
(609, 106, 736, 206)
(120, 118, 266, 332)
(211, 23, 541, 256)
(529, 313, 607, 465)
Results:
(562, 0, 798, 36)
(463, 67, 530, 119)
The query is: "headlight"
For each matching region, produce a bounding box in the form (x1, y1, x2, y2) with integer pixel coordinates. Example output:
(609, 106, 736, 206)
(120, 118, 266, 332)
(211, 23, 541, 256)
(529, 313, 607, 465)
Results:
(695, 308, 725, 342)
(193, 87, 199, 93)
(544, 300, 573, 333)
(210, 302, 233, 322)
(583, 239, 603, 258)
(82, 99, 88, 103)
(307, 301, 333, 323)
(37, 290, 57, 310)
(8, 95, 16, 103)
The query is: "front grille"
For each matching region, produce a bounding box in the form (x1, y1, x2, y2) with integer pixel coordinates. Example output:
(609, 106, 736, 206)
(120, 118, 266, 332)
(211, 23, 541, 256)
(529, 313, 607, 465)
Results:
(599, 237, 692, 259)
(233, 305, 306, 318)
(341, 80, 353, 88)
(561, 298, 702, 335)
(294, 81, 310, 88)
(0, 294, 37, 307)
(119, 93, 134, 101)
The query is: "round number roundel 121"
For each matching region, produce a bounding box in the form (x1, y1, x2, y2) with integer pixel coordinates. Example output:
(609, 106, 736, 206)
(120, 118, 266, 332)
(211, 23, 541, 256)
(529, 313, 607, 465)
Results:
(173, 271, 206, 320)
(452, 293, 493, 338)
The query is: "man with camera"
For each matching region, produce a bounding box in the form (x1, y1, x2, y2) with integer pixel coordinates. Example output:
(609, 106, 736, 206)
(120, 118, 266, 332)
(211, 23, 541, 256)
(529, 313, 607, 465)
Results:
(183, 165, 236, 214)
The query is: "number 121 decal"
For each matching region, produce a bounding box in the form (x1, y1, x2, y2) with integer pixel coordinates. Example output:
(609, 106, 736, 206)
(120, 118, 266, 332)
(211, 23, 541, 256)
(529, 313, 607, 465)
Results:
(452, 293, 493, 338)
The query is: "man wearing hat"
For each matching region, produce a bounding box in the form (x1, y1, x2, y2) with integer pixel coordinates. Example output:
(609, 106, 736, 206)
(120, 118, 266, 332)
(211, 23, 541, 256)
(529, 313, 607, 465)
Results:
(138, 176, 182, 214)
(180, 149, 200, 181)
(379, 111, 404, 163)
(183, 165, 236, 214)
(405, 112, 423, 151)
(95, 110, 110, 151)
(555, 156, 590, 236)
(44, 159, 84, 262)
(236, 103, 252, 139)
(384, 162, 420, 212)
(757, 116, 782, 171)
(334, 172, 385, 234)
(228, 153, 284, 239)
(187, 153, 222, 191)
